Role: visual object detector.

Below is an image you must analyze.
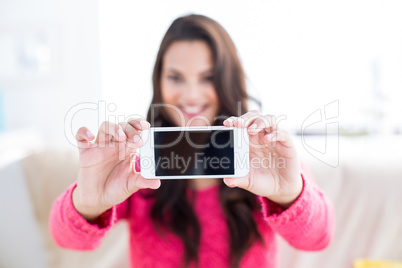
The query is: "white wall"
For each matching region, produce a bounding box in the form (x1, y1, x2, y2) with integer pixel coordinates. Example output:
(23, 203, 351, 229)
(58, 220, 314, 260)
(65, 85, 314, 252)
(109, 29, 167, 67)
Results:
(98, 0, 402, 135)
(0, 0, 102, 149)
(1, 0, 402, 151)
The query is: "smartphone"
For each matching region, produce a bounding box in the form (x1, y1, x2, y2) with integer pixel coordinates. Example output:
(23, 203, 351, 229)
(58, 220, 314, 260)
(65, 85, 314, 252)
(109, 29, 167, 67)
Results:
(139, 126, 249, 179)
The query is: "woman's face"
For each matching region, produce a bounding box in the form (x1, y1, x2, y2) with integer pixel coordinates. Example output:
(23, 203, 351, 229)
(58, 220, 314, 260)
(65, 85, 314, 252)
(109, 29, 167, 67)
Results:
(161, 41, 219, 127)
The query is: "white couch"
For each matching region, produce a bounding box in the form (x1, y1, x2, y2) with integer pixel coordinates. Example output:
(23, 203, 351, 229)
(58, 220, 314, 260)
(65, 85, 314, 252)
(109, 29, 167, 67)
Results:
(1, 137, 401, 268)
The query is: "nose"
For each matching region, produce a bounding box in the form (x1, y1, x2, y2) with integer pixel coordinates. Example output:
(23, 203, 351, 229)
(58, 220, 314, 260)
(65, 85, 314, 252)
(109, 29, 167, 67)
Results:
(182, 82, 202, 103)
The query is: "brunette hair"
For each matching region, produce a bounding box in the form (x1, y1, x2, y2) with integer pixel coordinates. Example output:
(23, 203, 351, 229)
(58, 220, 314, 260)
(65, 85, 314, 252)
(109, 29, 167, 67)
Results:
(145, 14, 263, 268)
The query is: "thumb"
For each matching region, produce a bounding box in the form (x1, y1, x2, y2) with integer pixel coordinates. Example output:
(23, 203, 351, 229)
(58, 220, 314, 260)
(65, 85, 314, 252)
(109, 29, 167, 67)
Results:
(223, 176, 249, 190)
(127, 153, 161, 193)
(126, 171, 161, 194)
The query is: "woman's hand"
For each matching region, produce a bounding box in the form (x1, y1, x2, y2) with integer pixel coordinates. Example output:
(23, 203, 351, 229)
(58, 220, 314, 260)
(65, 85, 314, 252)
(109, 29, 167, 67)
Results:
(73, 119, 160, 221)
(223, 110, 303, 209)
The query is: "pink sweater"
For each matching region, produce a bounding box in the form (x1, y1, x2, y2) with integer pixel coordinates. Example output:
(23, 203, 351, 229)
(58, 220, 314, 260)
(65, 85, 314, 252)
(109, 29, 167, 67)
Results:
(49, 164, 334, 268)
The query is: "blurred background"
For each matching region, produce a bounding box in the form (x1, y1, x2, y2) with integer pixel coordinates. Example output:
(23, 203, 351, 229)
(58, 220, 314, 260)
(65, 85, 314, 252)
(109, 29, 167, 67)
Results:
(1, 0, 401, 148)
(1, 0, 402, 268)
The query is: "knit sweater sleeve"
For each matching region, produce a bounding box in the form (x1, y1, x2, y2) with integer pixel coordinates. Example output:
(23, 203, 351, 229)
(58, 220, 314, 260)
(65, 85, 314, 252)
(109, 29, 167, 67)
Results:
(49, 182, 130, 250)
(258, 163, 335, 250)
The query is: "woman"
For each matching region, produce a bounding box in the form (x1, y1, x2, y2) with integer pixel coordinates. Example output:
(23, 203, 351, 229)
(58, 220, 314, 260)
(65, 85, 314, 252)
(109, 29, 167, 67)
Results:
(50, 14, 335, 268)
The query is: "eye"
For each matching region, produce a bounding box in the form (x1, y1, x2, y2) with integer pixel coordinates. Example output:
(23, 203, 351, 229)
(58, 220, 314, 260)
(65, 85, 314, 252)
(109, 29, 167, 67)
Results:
(168, 75, 182, 82)
(203, 76, 214, 82)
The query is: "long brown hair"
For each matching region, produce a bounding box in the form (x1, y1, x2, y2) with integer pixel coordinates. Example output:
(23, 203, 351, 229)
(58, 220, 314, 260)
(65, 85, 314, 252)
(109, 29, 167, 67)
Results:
(145, 14, 263, 268)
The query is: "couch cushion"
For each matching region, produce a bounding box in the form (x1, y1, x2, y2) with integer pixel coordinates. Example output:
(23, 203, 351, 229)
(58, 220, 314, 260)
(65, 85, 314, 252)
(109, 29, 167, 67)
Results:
(22, 148, 130, 268)
(0, 160, 47, 268)
(279, 137, 402, 268)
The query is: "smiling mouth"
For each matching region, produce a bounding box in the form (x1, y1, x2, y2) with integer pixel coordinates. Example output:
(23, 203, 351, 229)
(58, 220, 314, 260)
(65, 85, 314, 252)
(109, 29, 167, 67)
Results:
(180, 105, 209, 117)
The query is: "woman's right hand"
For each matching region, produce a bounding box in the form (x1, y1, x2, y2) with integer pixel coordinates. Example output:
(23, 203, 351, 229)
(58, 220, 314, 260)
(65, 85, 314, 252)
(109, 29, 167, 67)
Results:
(72, 118, 160, 221)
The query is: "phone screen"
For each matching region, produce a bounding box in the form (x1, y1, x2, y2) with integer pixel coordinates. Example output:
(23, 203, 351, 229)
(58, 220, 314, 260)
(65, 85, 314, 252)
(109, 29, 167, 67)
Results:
(153, 129, 234, 176)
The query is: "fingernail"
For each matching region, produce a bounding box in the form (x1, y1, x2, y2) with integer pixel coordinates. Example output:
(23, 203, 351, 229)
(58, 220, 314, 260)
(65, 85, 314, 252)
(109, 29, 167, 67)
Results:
(224, 178, 236, 187)
(249, 123, 257, 129)
(134, 153, 141, 173)
(140, 120, 150, 128)
(133, 135, 141, 143)
(266, 133, 275, 140)
(229, 181, 238, 187)
(237, 118, 245, 126)
(118, 126, 126, 138)
(86, 131, 94, 139)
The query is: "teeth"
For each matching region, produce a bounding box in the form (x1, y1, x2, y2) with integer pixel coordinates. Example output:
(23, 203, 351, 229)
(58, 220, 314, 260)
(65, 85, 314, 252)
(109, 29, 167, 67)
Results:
(183, 106, 203, 114)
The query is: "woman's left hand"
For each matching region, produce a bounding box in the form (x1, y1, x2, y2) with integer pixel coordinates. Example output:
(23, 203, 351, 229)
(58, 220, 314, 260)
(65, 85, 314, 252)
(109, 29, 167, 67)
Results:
(223, 110, 303, 209)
